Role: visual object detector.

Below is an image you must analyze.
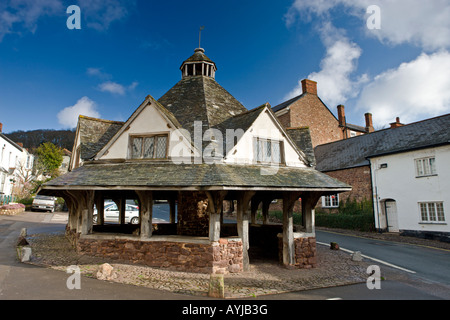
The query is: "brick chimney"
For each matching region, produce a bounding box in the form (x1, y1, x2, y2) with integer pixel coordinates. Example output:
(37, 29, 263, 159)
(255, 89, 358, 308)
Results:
(337, 105, 346, 126)
(390, 117, 404, 129)
(365, 113, 374, 133)
(301, 79, 317, 95)
(0, 123, 2, 133)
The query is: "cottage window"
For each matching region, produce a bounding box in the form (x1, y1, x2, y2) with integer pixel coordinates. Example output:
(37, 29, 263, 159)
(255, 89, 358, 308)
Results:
(322, 194, 339, 208)
(415, 157, 436, 177)
(131, 134, 168, 159)
(419, 202, 445, 222)
(254, 138, 283, 164)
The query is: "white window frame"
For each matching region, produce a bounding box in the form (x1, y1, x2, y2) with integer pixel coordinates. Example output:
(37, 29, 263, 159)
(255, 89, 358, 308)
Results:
(415, 157, 436, 177)
(419, 202, 445, 223)
(322, 194, 339, 208)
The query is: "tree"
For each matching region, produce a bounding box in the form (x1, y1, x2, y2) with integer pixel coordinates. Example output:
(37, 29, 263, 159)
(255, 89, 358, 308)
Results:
(34, 142, 64, 178)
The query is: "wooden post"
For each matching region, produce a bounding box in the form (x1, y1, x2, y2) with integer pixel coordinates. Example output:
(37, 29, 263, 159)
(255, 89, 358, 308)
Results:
(250, 198, 261, 224)
(119, 196, 125, 225)
(206, 191, 227, 242)
(136, 191, 153, 238)
(302, 192, 321, 234)
(95, 191, 104, 226)
(169, 197, 176, 224)
(236, 191, 255, 271)
(262, 199, 271, 225)
(80, 190, 94, 236)
(282, 192, 302, 266)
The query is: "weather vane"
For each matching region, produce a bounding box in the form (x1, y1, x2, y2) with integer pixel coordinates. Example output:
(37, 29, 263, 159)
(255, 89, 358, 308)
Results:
(199, 26, 205, 48)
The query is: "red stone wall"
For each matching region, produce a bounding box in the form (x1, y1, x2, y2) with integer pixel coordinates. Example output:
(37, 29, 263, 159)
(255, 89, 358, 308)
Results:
(282, 95, 343, 148)
(76, 237, 243, 274)
(177, 191, 209, 237)
(278, 236, 317, 269)
(323, 166, 372, 203)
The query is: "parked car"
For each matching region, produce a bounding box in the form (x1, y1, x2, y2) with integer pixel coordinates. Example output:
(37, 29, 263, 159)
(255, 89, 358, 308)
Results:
(31, 195, 57, 212)
(93, 203, 140, 224)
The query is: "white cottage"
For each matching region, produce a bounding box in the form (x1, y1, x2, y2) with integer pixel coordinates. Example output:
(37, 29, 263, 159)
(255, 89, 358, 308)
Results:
(368, 114, 450, 241)
(0, 124, 34, 201)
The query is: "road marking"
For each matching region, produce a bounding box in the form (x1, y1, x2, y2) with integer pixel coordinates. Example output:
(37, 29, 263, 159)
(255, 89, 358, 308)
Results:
(316, 241, 417, 274)
(326, 297, 342, 300)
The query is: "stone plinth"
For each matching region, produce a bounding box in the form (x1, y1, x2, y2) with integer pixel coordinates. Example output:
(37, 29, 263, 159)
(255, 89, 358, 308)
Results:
(75, 234, 243, 274)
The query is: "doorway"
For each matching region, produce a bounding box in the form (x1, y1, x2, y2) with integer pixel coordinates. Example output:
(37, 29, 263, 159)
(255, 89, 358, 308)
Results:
(384, 200, 399, 232)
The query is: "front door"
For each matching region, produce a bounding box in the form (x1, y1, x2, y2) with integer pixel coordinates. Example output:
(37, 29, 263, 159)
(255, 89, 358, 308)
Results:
(385, 200, 399, 232)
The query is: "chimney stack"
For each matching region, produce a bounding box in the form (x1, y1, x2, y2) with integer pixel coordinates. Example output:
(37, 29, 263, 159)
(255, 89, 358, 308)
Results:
(365, 113, 374, 133)
(390, 117, 404, 129)
(0, 123, 2, 133)
(301, 79, 317, 95)
(337, 105, 346, 126)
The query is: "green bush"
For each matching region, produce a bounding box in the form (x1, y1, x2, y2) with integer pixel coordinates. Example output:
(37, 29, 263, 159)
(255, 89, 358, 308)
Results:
(268, 197, 376, 232)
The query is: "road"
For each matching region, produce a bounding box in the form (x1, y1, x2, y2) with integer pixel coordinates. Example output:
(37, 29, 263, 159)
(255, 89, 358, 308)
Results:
(1, 211, 449, 301)
(316, 230, 450, 286)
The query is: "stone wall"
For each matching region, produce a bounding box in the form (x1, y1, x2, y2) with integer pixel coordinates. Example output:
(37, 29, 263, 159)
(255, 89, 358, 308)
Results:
(323, 166, 372, 204)
(278, 235, 317, 269)
(177, 191, 209, 237)
(76, 236, 243, 274)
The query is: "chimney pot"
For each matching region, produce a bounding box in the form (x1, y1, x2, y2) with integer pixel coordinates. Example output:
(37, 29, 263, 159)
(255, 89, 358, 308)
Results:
(390, 117, 404, 129)
(365, 113, 374, 133)
(337, 105, 346, 126)
(301, 79, 317, 95)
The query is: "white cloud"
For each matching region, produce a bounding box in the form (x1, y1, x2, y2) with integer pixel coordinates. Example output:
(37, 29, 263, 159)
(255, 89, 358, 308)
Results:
(286, 0, 450, 51)
(0, 0, 63, 41)
(57, 96, 100, 128)
(357, 51, 450, 127)
(86, 67, 111, 80)
(98, 80, 138, 95)
(76, 0, 135, 31)
(98, 81, 126, 95)
(284, 23, 368, 108)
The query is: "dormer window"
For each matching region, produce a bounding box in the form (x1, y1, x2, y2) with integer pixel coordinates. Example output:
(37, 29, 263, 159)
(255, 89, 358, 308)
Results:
(130, 134, 168, 160)
(254, 137, 283, 164)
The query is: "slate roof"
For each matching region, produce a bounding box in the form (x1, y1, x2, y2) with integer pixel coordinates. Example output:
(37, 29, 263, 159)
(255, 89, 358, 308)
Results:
(286, 127, 316, 166)
(181, 48, 215, 66)
(77, 116, 124, 160)
(315, 113, 450, 172)
(41, 162, 351, 191)
(158, 75, 247, 138)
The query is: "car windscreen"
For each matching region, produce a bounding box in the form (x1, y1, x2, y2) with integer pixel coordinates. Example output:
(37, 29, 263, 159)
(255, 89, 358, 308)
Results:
(35, 195, 54, 200)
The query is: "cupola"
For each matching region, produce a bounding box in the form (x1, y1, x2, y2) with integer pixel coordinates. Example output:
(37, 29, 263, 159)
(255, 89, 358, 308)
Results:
(180, 48, 217, 79)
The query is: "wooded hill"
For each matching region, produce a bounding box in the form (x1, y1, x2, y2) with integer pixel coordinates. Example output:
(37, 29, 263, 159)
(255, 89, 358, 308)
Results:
(5, 129, 75, 152)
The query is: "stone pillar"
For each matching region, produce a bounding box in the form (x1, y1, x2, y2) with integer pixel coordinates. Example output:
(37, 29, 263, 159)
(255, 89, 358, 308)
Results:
(236, 191, 255, 271)
(136, 191, 153, 238)
(177, 191, 209, 236)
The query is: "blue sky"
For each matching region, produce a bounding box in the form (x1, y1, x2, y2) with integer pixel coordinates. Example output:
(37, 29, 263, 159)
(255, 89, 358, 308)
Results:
(1, 0, 450, 133)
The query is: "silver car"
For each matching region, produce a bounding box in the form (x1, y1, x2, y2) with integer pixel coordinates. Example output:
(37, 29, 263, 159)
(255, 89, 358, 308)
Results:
(32, 195, 56, 212)
(93, 203, 140, 224)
